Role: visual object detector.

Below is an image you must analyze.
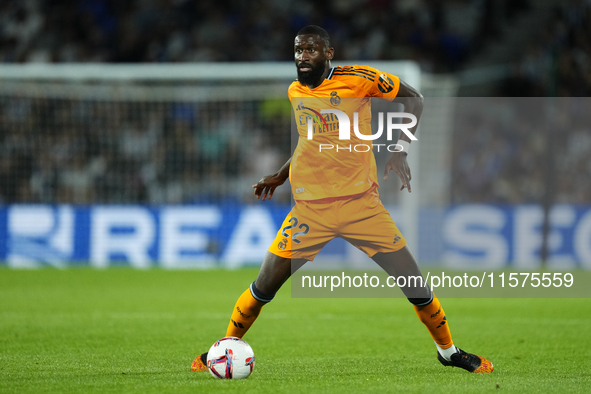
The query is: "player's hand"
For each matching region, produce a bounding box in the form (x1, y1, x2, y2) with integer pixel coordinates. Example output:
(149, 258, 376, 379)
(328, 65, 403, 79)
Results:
(252, 173, 287, 201)
(383, 153, 412, 192)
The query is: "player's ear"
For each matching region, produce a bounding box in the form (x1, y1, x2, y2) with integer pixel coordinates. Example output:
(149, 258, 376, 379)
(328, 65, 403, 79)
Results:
(326, 47, 334, 60)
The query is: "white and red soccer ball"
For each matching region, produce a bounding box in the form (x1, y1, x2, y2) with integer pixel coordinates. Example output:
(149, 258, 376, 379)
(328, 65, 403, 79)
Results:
(207, 337, 255, 379)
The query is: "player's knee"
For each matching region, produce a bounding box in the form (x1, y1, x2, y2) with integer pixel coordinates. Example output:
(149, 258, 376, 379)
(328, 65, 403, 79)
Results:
(406, 283, 433, 306)
(250, 281, 275, 303)
(407, 294, 433, 306)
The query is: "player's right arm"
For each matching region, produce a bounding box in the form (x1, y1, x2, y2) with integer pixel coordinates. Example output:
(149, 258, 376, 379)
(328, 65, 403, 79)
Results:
(252, 157, 291, 201)
(383, 80, 423, 192)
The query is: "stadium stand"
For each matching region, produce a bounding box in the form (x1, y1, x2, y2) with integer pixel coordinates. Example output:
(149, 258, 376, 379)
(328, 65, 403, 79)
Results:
(0, 0, 529, 71)
(1, 0, 590, 206)
(451, 0, 591, 204)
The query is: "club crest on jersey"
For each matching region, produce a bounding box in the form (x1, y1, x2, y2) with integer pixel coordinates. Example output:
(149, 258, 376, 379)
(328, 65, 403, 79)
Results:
(330, 91, 341, 106)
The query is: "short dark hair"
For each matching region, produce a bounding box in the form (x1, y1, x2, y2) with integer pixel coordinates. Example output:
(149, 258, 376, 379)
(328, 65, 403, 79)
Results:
(296, 25, 331, 47)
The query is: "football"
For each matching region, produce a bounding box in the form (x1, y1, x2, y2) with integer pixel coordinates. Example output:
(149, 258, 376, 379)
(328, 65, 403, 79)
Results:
(206, 337, 255, 379)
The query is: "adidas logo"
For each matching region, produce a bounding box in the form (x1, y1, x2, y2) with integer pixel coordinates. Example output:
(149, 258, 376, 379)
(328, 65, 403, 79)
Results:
(231, 319, 244, 329)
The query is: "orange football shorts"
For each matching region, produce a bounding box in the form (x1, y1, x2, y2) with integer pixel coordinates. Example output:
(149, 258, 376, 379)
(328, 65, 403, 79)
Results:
(268, 187, 407, 261)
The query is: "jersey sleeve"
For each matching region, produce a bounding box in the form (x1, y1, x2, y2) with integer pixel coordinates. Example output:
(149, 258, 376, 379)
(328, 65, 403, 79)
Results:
(361, 65, 400, 101)
(288, 81, 296, 101)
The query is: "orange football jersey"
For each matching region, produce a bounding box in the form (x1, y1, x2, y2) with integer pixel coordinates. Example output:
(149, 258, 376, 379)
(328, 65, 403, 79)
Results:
(288, 65, 400, 201)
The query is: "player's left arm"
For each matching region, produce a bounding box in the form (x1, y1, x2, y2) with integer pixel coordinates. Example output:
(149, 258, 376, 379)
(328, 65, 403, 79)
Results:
(383, 80, 424, 192)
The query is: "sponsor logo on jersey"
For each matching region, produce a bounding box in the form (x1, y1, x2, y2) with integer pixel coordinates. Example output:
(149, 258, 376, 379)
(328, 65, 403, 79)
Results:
(296, 101, 329, 134)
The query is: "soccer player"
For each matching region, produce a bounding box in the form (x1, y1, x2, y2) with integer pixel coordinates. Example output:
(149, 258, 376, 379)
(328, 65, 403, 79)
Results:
(192, 25, 493, 374)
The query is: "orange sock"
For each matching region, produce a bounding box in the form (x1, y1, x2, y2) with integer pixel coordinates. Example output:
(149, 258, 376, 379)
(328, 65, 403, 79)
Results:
(413, 295, 453, 349)
(225, 287, 266, 338)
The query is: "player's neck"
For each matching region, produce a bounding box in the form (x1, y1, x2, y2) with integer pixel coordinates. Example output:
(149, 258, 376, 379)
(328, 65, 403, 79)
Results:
(306, 64, 331, 89)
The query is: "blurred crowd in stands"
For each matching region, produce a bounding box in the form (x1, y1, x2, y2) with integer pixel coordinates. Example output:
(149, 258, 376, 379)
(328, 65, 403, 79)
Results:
(0, 97, 291, 204)
(1, 0, 590, 205)
(501, 0, 591, 96)
(451, 98, 591, 204)
(3, 94, 589, 205)
(0, 0, 529, 72)
(451, 0, 591, 204)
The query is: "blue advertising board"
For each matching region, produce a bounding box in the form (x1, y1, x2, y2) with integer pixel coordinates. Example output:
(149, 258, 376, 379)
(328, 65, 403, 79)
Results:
(0, 204, 589, 269)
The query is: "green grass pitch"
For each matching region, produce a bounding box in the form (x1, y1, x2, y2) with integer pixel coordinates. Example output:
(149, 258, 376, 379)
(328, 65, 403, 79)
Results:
(1, 268, 590, 393)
